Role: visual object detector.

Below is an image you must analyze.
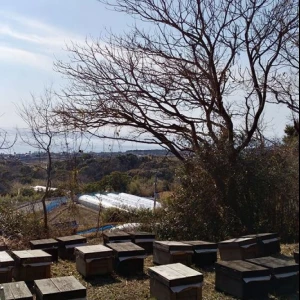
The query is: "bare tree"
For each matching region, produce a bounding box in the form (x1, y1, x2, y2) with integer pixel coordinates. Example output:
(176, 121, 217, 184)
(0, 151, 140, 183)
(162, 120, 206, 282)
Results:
(0, 126, 17, 151)
(54, 0, 298, 209)
(17, 89, 59, 232)
(270, 26, 299, 132)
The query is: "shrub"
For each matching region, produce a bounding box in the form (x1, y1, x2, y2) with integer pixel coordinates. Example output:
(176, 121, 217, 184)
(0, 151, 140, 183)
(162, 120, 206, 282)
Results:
(159, 143, 299, 243)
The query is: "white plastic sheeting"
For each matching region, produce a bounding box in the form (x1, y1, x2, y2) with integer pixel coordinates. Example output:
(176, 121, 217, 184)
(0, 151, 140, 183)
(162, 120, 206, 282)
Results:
(77, 193, 160, 211)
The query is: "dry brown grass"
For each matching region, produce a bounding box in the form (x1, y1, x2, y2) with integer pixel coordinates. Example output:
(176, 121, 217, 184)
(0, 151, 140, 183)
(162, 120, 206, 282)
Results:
(50, 239, 299, 300)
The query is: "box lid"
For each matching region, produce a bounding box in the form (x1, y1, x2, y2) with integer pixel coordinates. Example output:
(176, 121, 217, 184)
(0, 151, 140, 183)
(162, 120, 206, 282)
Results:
(11, 250, 52, 265)
(154, 241, 193, 252)
(182, 241, 218, 251)
(242, 233, 279, 242)
(0, 251, 14, 267)
(75, 245, 113, 259)
(2, 281, 33, 299)
(218, 237, 257, 248)
(107, 242, 146, 257)
(30, 239, 59, 249)
(246, 257, 299, 275)
(103, 231, 131, 240)
(149, 263, 203, 287)
(56, 235, 87, 246)
(35, 276, 86, 298)
(129, 232, 156, 240)
(215, 260, 271, 279)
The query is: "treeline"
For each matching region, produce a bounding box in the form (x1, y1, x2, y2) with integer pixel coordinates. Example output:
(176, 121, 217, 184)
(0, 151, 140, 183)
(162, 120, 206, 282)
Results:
(0, 153, 178, 199)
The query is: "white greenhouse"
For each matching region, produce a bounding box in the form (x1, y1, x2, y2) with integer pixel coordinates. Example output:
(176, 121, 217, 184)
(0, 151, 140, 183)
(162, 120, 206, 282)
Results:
(77, 192, 161, 211)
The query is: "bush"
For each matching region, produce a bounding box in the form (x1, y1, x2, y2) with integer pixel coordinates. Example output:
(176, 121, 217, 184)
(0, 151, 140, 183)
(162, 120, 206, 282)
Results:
(159, 143, 299, 243)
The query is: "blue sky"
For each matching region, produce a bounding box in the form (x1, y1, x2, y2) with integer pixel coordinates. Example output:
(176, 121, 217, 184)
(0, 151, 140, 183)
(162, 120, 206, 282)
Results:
(0, 0, 131, 127)
(0, 0, 291, 152)
(0, 0, 140, 152)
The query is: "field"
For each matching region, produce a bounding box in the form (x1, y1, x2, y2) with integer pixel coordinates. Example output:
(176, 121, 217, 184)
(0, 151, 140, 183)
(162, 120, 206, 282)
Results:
(51, 239, 299, 300)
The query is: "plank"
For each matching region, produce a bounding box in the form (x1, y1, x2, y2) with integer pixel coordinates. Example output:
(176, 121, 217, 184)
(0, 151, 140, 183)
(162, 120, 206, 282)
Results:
(56, 235, 86, 243)
(219, 237, 256, 246)
(0, 251, 14, 265)
(2, 283, 14, 300)
(35, 278, 60, 295)
(52, 276, 85, 292)
(35, 276, 86, 299)
(154, 241, 193, 252)
(10, 281, 32, 299)
(30, 239, 58, 248)
(75, 245, 112, 254)
(243, 233, 278, 240)
(247, 257, 299, 273)
(75, 245, 113, 259)
(103, 231, 130, 238)
(216, 260, 270, 279)
(107, 242, 146, 257)
(149, 263, 203, 287)
(183, 241, 217, 250)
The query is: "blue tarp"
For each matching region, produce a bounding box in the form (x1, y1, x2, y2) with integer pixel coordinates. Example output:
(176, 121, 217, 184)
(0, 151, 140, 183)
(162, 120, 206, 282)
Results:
(77, 225, 115, 235)
(46, 197, 67, 212)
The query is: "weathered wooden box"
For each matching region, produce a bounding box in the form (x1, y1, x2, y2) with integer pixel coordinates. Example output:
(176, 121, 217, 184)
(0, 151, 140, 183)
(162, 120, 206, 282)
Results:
(183, 241, 218, 267)
(129, 231, 156, 254)
(218, 238, 258, 261)
(1, 281, 33, 299)
(215, 260, 271, 299)
(30, 239, 59, 262)
(153, 241, 193, 266)
(0, 251, 15, 283)
(242, 233, 281, 257)
(11, 250, 52, 282)
(246, 256, 299, 295)
(74, 245, 114, 277)
(107, 242, 146, 275)
(34, 276, 86, 300)
(103, 231, 131, 245)
(56, 235, 87, 260)
(149, 263, 203, 300)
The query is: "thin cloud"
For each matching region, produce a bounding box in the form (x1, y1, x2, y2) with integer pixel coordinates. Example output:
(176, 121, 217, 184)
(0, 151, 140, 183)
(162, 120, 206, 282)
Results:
(0, 10, 86, 71)
(0, 45, 53, 71)
(0, 10, 85, 49)
(0, 24, 79, 49)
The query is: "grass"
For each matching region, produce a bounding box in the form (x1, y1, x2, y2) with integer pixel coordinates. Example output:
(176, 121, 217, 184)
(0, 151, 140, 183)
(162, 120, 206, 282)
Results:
(51, 239, 299, 300)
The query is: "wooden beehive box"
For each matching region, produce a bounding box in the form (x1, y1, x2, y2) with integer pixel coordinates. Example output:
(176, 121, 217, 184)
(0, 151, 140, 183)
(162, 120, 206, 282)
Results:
(1, 281, 33, 300)
(183, 241, 218, 267)
(102, 231, 131, 245)
(149, 263, 203, 300)
(11, 250, 52, 282)
(34, 276, 86, 300)
(153, 241, 193, 266)
(246, 256, 299, 295)
(129, 231, 156, 254)
(215, 260, 272, 299)
(56, 235, 87, 260)
(0, 251, 15, 283)
(242, 233, 281, 257)
(107, 242, 146, 275)
(74, 245, 114, 277)
(30, 239, 59, 262)
(218, 238, 258, 261)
